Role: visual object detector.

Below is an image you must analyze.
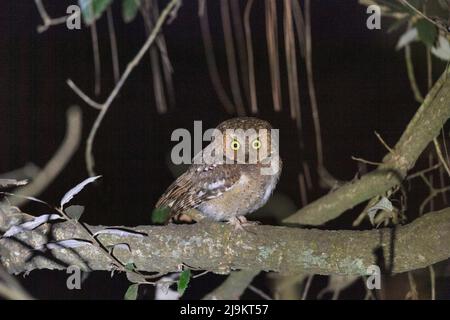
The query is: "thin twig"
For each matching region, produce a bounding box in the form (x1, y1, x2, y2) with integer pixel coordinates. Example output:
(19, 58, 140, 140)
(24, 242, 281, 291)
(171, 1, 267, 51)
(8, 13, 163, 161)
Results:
(284, 0, 302, 131)
(203, 270, 259, 300)
(0, 264, 34, 300)
(90, 20, 102, 96)
(398, 0, 445, 31)
(405, 271, 419, 299)
(106, 7, 120, 84)
(352, 196, 380, 227)
(426, 46, 433, 90)
(198, 0, 235, 114)
(301, 274, 314, 300)
(351, 156, 383, 166)
(265, 0, 282, 112)
(34, 0, 76, 33)
(0, 179, 28, 188)
(4, 208, 450, 276)
(406, 163, 441, 180)
(230, 0, 250, 106)
(305, 0, 324, 168)
(419, 185, 450, 215)
(405, 39, 450, 179)
(404, 43, 424, 103)
(248, 285, 273, 300)
(141, 4, 168, 114)
(292, 0, 306, 58)
(221, 0, 246, 116)
(374, 131, 395, 154)
(427, 46, 450, 179)
(192, 270, 210, 279)
(428, 153, 435, 212)
(0, 163, 40, 181)
(429, 265, 436, 300)
(151, 0, 176, 108)
(67, 80, 103, 110)
(433, 139, 450, 178)
(67, 0, 181, 176)
(243, 0, 257, 114)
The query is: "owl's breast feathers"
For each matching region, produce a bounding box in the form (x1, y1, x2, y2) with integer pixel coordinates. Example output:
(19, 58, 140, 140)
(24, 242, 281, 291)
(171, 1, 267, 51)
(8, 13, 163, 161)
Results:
(155, 159, 282, 222)
(155, 163, 241, 218)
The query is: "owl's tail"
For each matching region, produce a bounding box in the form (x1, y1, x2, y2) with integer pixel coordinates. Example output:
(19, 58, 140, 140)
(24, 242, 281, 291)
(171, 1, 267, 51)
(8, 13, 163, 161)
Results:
(153, 176, 190, 224)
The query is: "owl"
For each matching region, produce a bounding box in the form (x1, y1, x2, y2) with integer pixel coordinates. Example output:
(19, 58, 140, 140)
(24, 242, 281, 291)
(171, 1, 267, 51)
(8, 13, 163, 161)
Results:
(155, 117, 282, 229)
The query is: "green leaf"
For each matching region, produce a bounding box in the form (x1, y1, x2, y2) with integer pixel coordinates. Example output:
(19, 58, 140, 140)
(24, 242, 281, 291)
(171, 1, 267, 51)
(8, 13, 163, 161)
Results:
(122, 0, 141, 23)
(416, 18, 438, 47)
(124, 283, 139, 300)
(151, 206, 171, 224)
(78, 0, 113, 25)
(177, 269, 191, 296)
(65, 205, 85, 220)
(125, 262, 136, 271)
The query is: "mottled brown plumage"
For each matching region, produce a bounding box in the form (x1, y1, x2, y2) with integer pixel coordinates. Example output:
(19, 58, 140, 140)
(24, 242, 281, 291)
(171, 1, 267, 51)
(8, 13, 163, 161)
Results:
(155, 117, 282, 228)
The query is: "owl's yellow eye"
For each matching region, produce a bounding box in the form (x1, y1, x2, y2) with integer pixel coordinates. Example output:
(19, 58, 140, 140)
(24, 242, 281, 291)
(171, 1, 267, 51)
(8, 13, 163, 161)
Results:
(231, 139, 240, 151)
(252, 138, 261, 150)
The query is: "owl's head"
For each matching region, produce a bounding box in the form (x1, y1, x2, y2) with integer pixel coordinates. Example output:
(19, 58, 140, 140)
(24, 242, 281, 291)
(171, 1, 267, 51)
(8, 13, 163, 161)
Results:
(212, 117, 279, 164)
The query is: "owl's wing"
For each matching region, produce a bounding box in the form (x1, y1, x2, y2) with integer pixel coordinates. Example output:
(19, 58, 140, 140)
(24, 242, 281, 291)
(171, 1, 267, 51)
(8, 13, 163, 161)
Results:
(155, 164, 242, 217)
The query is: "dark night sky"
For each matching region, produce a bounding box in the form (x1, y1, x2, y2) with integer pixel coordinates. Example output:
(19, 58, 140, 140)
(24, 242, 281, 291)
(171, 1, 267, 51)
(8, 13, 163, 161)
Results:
(0, 0, 446, 299)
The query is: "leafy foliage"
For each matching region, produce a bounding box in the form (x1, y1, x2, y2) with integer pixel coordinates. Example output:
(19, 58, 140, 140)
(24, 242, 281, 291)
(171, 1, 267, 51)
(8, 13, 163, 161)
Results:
(78, 0, 142, 25)
(79, 0, 113, 25)
(151, 206, 171, 224)
(360, 0, 450, 60)
(122, 0, 141, 23)
(415, 19, 438, 47)
(125, 262, 137, 271)
(124, 283, 139, 300)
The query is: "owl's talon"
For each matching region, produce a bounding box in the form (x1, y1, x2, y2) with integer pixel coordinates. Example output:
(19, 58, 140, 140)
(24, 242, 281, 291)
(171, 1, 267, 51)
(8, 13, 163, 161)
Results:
(237, 216, 260, 226)
(227, 216, 260, 232)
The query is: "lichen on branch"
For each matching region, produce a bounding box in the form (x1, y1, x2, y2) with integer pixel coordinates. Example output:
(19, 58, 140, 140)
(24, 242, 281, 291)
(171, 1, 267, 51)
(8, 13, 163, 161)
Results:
(1, 206, 450, 276)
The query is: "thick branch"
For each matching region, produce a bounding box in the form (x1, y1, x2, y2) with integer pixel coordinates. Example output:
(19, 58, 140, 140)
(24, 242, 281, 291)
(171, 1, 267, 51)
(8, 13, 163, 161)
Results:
(285, 70, 450, 225)
(1, 208, 450, 276)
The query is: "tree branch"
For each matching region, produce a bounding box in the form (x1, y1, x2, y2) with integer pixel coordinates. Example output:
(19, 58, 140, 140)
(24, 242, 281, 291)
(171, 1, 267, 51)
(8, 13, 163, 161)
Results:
(1, 206, 450, 276)
(285, 69, 450, 225)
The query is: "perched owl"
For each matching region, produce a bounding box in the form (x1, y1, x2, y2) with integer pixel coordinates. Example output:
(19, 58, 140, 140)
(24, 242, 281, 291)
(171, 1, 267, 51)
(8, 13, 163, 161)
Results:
(155, 117, 282, 229)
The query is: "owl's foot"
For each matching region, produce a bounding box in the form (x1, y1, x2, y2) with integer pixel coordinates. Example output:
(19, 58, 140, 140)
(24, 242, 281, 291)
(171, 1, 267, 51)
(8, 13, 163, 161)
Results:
(227, 216, 260, 232)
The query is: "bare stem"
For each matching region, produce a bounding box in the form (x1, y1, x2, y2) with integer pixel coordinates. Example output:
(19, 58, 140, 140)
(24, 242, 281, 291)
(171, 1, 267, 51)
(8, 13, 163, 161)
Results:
(106, 7, 120, 84)
(305, 0, 324, 168)
(67, 0, 181, 176)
